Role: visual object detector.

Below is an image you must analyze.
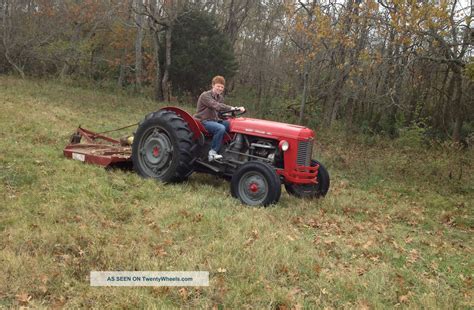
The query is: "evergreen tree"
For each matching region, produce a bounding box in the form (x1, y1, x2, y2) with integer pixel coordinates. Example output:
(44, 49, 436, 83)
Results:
(168, 10, 238, 97)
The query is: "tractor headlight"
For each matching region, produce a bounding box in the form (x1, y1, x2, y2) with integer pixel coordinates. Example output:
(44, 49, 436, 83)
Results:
(279, 140, 289, 152)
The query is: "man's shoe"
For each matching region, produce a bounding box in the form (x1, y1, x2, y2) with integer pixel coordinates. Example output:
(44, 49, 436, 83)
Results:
(208, 150, 223, 161)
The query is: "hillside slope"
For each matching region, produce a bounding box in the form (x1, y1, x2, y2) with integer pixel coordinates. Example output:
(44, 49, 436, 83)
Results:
(0, 76, 472, 308)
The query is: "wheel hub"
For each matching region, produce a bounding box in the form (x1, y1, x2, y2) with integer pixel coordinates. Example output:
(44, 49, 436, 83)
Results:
(140, 129, 173, 175)
(249, 183, 259, 193)
(239, 172, 267, 204)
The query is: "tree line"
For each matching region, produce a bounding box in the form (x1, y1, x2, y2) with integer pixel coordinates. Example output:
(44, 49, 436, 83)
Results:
(1, 0, 473, 142)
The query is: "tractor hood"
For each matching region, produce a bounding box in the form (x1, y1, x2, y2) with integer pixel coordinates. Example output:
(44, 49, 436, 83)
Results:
(229, 117, 314, 140)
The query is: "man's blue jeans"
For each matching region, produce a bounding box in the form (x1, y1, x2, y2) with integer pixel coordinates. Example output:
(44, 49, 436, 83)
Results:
(202, 120, 230, 152)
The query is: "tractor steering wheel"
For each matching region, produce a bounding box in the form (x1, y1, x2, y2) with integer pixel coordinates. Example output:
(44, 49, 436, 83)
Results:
(219, 108, 246, 119)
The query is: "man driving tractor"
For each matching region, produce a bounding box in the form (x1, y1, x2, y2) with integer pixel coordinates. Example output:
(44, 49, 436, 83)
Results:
(66, 76, 329, 206)
(194, 76, 245, 161)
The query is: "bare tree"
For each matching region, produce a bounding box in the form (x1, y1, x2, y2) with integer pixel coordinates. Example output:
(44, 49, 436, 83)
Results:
(223, 0, 253, 46)
(134, 0, 144, 89)
(1, 0, 28, 78)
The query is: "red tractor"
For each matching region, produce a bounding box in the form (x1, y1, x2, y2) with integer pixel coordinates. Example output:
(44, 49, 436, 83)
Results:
(130, 106, 329, 206)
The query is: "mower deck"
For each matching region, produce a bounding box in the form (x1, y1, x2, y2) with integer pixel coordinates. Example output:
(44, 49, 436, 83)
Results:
(63, 127, 132, 167)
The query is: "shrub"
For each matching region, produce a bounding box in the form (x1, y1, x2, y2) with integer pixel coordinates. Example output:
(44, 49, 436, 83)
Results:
(395, 124, 427, 149)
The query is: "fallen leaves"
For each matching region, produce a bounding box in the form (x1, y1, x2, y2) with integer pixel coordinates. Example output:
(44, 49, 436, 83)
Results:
(153, 245, 168, 257)
(292, 303, 304, 310)
(323, 239, 335, 246)
(362, 239, 374, 250)
(407, 249, 421, 264)
(151, 238, 173, 257)
(244, 230, 259, 247)
(330, 180, 349, 195)
(275, 303, 289, 310)
(392, 240, 406, 253)
(353, 223, 366, 232)
(441, 212, 456, 227)
(217, 268, 227, 273)
(178, 209, 191, 218)
(356, 267, 366, 276)
(15, 292, 31, 305)
(178, 209, 204, 223)
(193, 213, 203, 223)
(357, 300, 371, 310)
(51, 295, 67, 308)
(277, 264, 289, 274)
(313, 264, 322, 276)
(151, 287, 170, 297)
(163, 239, 173, 245)
(306, 218, 320, 228)
(39, 285, 48, 294)
(288, 287, 302, 299)
(368, 255, 380, 262)
(178, 288, 188, 301)
(398, 294, 409, 303)
(292, 216, 321, 229)
(39, 274, 49, 284)
(100, 219, 118, 229)
(395, 273, 405, 288)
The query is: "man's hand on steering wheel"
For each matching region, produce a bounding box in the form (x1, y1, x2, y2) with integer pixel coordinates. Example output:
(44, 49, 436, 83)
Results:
(235, 106, 245, 113)
(219, 106, 246, 118)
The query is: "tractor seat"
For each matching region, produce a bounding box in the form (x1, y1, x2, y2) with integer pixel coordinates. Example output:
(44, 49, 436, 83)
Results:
(194, 118, 232, 143)
(193, 118, 212, 137)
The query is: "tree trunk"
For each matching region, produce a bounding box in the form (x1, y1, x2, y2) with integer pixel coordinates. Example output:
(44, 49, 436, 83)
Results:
(162, 25, 172, 102)
(257, 71, 263, 114)
(224, 0, 251, 47)
(344, 2, 366, 130)
(2, 0, 24, 78)
(299, 59, 309, 125)
(451, 66, 463, 142)
(117, 48, 127, 88)
(135, 0, 144, 90)
(453, 113, 463, 143)
(152, 30, 163, 101)
(60, 62, 70, 79)
(4, 51, 25, 79)
(346, 97, 355, 131)
(435, 67, 451, 132)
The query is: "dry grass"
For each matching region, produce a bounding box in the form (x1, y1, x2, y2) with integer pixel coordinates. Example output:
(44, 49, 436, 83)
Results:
(0, 76, 473, 308)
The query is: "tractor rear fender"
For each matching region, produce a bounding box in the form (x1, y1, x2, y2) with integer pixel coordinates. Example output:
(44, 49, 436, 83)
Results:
(160, 106, 207, 140)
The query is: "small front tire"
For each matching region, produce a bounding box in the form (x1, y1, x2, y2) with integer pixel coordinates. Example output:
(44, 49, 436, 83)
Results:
(231, 161, 281, 206)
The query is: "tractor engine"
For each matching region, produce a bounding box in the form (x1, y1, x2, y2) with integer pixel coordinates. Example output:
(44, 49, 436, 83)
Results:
(249, 139, 276, 162)
(227, 134, 280, 165)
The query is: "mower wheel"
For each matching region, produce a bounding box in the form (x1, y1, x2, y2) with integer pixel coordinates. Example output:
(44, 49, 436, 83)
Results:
(285, 160, 330, 198)
(231, 161, 281, 206)
(132, 110, 195, 182)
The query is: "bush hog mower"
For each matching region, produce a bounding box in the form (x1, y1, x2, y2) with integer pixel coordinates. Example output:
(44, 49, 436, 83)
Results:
(64, 107, 330, 206)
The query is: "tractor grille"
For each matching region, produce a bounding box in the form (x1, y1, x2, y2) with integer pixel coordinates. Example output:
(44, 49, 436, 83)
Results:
(297, 139, 313, 166)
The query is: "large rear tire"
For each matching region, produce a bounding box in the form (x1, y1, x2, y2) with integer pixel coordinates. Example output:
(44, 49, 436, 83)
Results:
(285, 160, 330, 198)
(231, 161, 281, 206)
(132, 110, 195, 182)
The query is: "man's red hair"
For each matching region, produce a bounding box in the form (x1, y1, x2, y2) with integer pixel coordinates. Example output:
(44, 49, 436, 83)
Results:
(212, 76, 225, 86)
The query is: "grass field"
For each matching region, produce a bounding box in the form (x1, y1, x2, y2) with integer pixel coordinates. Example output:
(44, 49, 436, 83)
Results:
(0, 76, 473, 308)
